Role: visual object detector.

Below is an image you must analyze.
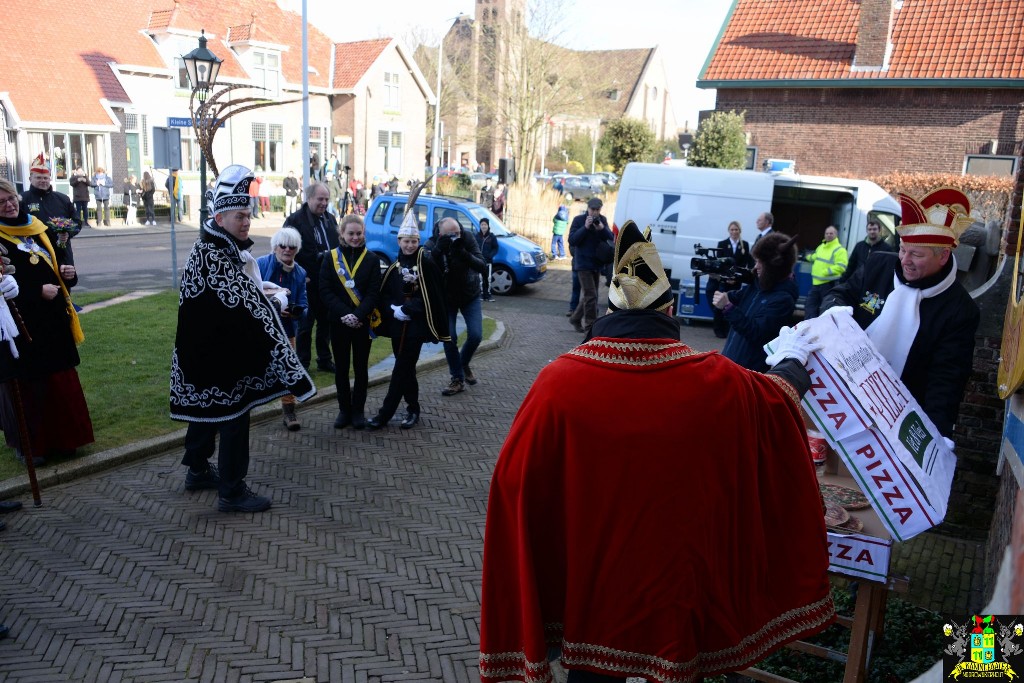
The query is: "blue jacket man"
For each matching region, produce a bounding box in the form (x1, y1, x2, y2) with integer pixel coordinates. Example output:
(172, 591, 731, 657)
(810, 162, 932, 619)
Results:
(568, 197, 613, 333)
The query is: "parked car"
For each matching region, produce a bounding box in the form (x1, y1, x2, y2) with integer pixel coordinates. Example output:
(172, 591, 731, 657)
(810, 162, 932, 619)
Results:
(593, 171, 619, 186)
(557, 176, 604, 202)
(365, 193, 548, 295)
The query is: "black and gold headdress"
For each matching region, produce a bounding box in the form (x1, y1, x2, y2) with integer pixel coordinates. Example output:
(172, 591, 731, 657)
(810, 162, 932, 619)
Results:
(607, 220, 674, 313)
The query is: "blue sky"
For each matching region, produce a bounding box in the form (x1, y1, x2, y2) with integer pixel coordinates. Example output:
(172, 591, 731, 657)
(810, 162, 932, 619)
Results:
(286, 0, 733, 130)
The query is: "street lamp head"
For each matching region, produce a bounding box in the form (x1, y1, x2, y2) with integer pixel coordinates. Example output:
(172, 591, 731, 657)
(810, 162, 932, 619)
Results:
(182, 30, 223, 93)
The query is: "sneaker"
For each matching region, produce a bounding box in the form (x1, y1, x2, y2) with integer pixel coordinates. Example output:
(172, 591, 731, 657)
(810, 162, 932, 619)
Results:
(464, 367, 478, 385)
(282, 405, 301, 431)
(217, 486, 272, 513)
(441, 379, 465, 396)
(184, 464, 220, 491)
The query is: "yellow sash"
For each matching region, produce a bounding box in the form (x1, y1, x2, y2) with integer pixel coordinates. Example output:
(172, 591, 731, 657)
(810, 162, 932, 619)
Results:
(0, 217, 85, 344)
(330, 247, 381, 330)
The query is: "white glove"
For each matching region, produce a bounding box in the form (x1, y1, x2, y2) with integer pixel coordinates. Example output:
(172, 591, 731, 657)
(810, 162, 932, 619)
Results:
(391, 304, 411, 322)
(818, 305, 853, 321)
(272, 290, 289, 311)
(0, 275, 19, 300)
(765, 324, 822, 367)
(942, 437, 955, 451)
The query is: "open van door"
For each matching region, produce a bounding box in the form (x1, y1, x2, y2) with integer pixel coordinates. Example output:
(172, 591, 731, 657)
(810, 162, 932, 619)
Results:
(613, 164, 774, 320)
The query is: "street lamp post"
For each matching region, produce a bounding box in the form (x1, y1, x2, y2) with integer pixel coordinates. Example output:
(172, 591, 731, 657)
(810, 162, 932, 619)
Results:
(182, 30, 223, 226)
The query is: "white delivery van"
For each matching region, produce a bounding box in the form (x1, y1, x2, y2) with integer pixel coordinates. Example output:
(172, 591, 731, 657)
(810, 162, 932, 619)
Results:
(611, 163, 902, 320)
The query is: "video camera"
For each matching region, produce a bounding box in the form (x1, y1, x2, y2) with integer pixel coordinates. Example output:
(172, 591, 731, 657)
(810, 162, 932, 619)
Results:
(690, 243, 755, 304)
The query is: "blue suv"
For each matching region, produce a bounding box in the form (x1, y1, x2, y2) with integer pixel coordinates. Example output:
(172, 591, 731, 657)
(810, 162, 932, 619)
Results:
(364, 194, 548, 295)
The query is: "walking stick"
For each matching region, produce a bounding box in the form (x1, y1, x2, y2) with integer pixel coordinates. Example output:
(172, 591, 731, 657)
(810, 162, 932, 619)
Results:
(0, 247, 42, 505)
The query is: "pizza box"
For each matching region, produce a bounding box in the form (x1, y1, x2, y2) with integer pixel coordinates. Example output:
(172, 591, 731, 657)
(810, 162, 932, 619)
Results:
(766, 313, 959, 580)
(818, 450, 893, 582)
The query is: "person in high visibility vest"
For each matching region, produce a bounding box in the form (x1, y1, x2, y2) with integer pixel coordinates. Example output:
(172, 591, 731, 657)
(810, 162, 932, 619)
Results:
(803, 225, 847, 318)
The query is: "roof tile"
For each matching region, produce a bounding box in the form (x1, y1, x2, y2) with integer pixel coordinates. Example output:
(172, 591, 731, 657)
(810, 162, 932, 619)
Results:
(701, 0, 1024, 83)
(333, 39, 392, 90)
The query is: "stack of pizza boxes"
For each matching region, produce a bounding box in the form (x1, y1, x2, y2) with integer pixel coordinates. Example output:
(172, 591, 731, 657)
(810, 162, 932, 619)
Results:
(768, 313, 958, 582)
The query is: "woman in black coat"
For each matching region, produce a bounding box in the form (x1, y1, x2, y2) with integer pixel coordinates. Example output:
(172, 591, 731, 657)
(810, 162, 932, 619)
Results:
(475, 217, 499, 301)
(0, 178, 92, 466)
(319, 215, 381, 430)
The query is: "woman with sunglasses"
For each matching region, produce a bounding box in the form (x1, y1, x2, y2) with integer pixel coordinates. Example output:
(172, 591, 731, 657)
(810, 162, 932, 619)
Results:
(256, 227, 308, 430)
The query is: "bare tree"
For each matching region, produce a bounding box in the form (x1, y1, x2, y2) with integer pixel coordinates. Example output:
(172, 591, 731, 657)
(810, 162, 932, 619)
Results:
(477, 0, 593, 182)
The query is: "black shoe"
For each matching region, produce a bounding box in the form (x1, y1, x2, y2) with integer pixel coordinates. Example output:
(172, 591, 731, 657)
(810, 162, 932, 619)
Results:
(184, 464, 220, 491)
(317, 359, 337, 373)
(366, 415, 387, 430)
(400, 411, 420, 429)
(565, 310, 573, 317)
(351, 414, 366, 430)
(571, 321, 585, 333)
(217, 486, 271, 513)
(464, 367, 478, 385)
(0, 521, 5, 533)
(714, 330, 728, 339)
(0, 623, 7, 639)
(333, 411, 351, 429)
(14, 450, 45, 467)
(0, 500, 23, 513)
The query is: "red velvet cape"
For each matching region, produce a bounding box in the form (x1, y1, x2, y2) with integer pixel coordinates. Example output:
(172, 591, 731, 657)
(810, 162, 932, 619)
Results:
(480, 338, 834, 683)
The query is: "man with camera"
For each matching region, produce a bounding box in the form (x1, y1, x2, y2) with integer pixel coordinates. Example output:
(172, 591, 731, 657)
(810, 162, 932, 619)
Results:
(706, 220, 753, 337)
(284, 182, 340, 372)
(568, 197, 613, 334)
(426, 216, 487, 396)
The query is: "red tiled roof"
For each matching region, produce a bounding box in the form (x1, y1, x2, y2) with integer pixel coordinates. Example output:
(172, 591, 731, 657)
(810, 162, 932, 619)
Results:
(700, 0, 1024, 84)
(333, 39, 392, 90)
(0, 0, 335, 127)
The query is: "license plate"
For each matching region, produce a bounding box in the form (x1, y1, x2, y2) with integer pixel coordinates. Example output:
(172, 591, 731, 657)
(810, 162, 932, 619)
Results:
(538, 263, 547, 273)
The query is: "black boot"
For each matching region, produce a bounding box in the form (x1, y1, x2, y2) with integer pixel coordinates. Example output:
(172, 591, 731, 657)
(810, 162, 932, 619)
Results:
(400, 410, 420, 429)
(333, 411, 351, 429)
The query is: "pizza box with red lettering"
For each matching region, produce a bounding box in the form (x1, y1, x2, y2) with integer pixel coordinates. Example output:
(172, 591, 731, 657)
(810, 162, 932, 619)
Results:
(767, 313, 958, 580)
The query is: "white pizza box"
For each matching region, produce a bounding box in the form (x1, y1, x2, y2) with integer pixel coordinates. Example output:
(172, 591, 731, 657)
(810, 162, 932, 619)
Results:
(820, 470, 893, 582)
(766, 313, 958, 579)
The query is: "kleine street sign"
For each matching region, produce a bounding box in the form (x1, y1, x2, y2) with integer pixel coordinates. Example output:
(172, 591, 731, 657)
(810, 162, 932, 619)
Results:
(167, 116, 224, 128)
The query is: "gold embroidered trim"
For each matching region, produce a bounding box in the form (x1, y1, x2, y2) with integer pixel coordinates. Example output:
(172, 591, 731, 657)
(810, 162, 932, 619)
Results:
(567, 339, 701, 367)
(482, 594, 834, 682)
(765, 373, 800, 405)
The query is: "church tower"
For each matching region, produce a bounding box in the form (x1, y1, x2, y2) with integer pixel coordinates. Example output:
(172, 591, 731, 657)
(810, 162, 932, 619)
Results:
(473, 0, 526, 171)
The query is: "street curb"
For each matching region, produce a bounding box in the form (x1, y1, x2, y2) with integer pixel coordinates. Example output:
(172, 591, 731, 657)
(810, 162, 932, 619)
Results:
(0, 320, 505, 501)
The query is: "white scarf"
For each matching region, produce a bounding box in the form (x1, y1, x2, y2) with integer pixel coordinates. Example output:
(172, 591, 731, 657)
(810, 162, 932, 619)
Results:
(239, 249, 263, 289)
(866, 256, 957, 376)
(0, 299, 19, 358)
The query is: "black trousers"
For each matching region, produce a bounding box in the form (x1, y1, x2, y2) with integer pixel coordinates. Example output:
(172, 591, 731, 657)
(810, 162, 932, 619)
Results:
(181, 412, 251, 498)
(296, 274, 333, 367)
(804, 281, 836, 320)
(377, 331, 423, 421)
(330, 323, 372, 416)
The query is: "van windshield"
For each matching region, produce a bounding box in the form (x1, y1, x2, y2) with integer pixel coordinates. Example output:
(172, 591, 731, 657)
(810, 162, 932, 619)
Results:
(468, 207, 512, 236)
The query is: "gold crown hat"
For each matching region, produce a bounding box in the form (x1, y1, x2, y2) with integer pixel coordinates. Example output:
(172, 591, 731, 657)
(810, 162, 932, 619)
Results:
(607, 220, 674, 312)
(897, 188, 973, 248)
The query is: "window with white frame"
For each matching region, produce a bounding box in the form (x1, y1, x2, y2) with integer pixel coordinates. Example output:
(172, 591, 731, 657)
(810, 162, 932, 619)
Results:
(179, 128, 200, 172)
(173, 38, 195, 90)
(252, 123, 283, 173)
(252, 50, 281, 98)
(378, 129, 403, 175)
(384, 72, 400, 111)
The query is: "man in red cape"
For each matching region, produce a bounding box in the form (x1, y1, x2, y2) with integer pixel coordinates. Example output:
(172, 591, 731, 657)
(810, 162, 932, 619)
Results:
(480, 221, 835, 683)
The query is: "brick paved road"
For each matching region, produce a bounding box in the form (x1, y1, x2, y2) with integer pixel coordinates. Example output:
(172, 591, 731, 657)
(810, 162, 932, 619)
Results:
(0, 267, 983, 682)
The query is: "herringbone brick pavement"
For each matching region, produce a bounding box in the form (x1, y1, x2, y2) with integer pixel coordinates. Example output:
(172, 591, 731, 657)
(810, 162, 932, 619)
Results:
(0, 268, 986, 681)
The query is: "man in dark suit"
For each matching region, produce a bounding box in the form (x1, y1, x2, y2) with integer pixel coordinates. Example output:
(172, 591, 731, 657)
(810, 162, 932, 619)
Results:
(284, 181, 340, 371)
(706, 220, 754, 338)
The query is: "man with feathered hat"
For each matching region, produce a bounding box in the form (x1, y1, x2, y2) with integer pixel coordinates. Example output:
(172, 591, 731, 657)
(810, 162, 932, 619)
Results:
(823, 188, 980, 438)
(171, 164, 315, 513)
(480, 221, 835, 683)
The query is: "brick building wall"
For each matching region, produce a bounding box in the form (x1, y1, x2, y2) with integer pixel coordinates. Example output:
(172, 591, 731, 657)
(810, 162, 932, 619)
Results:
(715, 88, 1024, 177)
